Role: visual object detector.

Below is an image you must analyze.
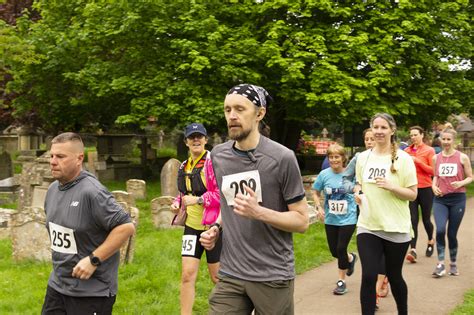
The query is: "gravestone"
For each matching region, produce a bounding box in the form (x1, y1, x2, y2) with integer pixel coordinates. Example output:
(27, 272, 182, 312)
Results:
(160, 158, 181, 197)
(112, 190, 135, 207)
(0, 177, 19, 205)
(302, 175, 317, 201)
(0, 150, 12, 180)
(0, 208, 16, 239)
(112, 191, 139, 264)
(11, 151, 54, 261)
(10, 206, 51, 261)
(87, 151, 99, 177)
(126, 179, 146, 200)
(150, 196, 175, 229)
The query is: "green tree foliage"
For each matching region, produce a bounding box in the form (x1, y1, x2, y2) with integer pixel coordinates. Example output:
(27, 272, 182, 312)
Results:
(2, 0, 471, 145)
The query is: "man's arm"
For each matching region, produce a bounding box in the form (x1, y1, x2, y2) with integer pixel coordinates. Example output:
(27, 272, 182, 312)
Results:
(233, 185, 309, 233)
(72, 222, 135, 280)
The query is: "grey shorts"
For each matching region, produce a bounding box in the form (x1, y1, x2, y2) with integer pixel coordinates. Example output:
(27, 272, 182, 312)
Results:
(209, 274, 294, 315)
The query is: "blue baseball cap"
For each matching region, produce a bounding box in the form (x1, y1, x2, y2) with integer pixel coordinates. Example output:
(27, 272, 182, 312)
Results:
(184, 123, 207, 138)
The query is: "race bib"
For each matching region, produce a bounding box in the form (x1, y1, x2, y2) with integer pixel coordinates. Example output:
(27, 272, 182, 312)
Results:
(439, 163, 457, 177)
(328, 200, 348, 215)
(221, 170, 262, 206)
(363, 163, 388, 183)
(182, 235, 197, 256)
(49, 222, 78, 254)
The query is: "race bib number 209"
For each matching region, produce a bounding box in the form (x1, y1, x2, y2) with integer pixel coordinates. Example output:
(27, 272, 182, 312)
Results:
(221, 170, 263, 206)
(48, 222, 78, 254)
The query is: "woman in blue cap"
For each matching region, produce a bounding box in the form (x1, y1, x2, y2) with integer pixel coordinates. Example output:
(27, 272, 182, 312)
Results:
(171, 123, 221, 315)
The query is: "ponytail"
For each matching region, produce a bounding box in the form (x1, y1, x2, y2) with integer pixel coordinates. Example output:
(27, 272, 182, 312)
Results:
(390, 140, 397, 173)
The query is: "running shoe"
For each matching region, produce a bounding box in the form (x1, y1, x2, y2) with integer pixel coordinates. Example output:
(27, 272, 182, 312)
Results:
(425, 243, 434, 257)
(406, 249, 417, 263)
(346, 253, 357, 276)
(449, 264, 459, 276)
(333, 280, 348, 295)
(432, 263, 446, 278)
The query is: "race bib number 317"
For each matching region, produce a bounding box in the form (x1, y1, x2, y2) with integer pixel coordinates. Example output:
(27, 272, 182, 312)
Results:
(221, 170, 263, 206)
(49, 222, 78, 254)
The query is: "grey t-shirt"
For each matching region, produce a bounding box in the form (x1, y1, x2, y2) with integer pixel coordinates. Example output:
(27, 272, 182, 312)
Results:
(45, 171, 131, 297)
(211, 136, 305, 281)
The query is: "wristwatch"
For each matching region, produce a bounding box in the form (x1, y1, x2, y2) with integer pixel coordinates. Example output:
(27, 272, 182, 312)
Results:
(197, 196, 204, 205)
(89, 254, 102, 266)
(210, 222, 223, 234)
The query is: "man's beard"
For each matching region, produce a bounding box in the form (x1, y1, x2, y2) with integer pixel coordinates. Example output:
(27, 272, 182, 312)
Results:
(228, 126, 251, 142)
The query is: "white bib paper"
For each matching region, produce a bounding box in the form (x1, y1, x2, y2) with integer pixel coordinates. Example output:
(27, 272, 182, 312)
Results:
(49, 222, 78, 254)
(181, 234, 197, 256)
(363, 163, 389, 183)
(221, 170, 262, 206)
(328, 200, 348, 215)
(438, 163, 457, 177)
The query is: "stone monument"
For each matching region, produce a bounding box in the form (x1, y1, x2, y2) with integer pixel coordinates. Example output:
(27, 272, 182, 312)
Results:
(160, 158, 181, 197)
(150, 196, 175, 229)
(126, 179, 146, 200)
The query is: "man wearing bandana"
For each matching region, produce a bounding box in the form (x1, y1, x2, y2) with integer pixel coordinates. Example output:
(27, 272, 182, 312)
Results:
(200, 84, 309, 314)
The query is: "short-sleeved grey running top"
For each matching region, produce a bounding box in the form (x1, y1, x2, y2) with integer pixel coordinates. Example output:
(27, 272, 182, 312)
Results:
(45, 171, 131, 297)
(211, 136, 305, 281)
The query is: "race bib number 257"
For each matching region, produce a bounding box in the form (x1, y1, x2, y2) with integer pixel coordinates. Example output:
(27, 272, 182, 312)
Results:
(48, 222, 78, 254)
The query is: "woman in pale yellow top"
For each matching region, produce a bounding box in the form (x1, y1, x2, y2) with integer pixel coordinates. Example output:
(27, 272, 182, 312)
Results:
(354, 113, 417, 315)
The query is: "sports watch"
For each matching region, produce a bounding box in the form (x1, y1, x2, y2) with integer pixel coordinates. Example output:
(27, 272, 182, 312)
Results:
(197, 196, 204, 205)
(89, 254, 102, 266)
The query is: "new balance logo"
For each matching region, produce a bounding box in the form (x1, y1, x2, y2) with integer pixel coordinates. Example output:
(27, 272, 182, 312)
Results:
(70, 201, 79, 207)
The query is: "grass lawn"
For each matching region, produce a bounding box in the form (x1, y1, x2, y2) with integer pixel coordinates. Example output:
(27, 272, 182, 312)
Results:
(0, 180, 334, 314)
(1, 180, 470, 314)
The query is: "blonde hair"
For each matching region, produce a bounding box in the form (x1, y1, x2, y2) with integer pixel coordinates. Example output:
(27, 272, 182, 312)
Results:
(370, 113, 398, 173)
(326, 144, 347, 166)
(441, 127, 457, 137)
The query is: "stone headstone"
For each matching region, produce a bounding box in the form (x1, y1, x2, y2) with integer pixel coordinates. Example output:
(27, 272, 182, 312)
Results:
(126, 179, 146, 200)
(112, 190, 135, 207)
(0, 151, 13, 180)
(0, 208, 16, 239)
(160, 158, 181, 197)
(150, 196, 175, 229)
(31, 185, 49, 209)
(87, 151, 99, 176)
(113, 195, 139, 265)
(0, 177, 20, 206)
(11, 206, 51, 261)
(302, 175, 317, 201)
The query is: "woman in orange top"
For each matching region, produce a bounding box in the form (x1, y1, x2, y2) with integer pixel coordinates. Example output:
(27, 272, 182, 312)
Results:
(404, 126, 435, 262)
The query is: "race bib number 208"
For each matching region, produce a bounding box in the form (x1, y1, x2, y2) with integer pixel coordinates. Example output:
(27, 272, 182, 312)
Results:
(221, 170, 263, 206)
(48, 222, 78, 254)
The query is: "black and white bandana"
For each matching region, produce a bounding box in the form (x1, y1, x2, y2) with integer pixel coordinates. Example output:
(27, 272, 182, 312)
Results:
(227, 84, 271, 108)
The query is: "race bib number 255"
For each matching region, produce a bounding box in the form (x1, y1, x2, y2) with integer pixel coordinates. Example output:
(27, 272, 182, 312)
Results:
(48, 222, 78, 254)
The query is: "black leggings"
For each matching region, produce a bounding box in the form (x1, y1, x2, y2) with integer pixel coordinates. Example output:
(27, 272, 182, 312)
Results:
(357, 233, 410, 315)
(409, 187, 434, 248)
(325, 224, 356, 270)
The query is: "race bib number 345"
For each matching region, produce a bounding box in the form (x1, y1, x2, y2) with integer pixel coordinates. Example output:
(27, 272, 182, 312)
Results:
(49, 222, 78, 254)
(221, 170, 263, 206)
